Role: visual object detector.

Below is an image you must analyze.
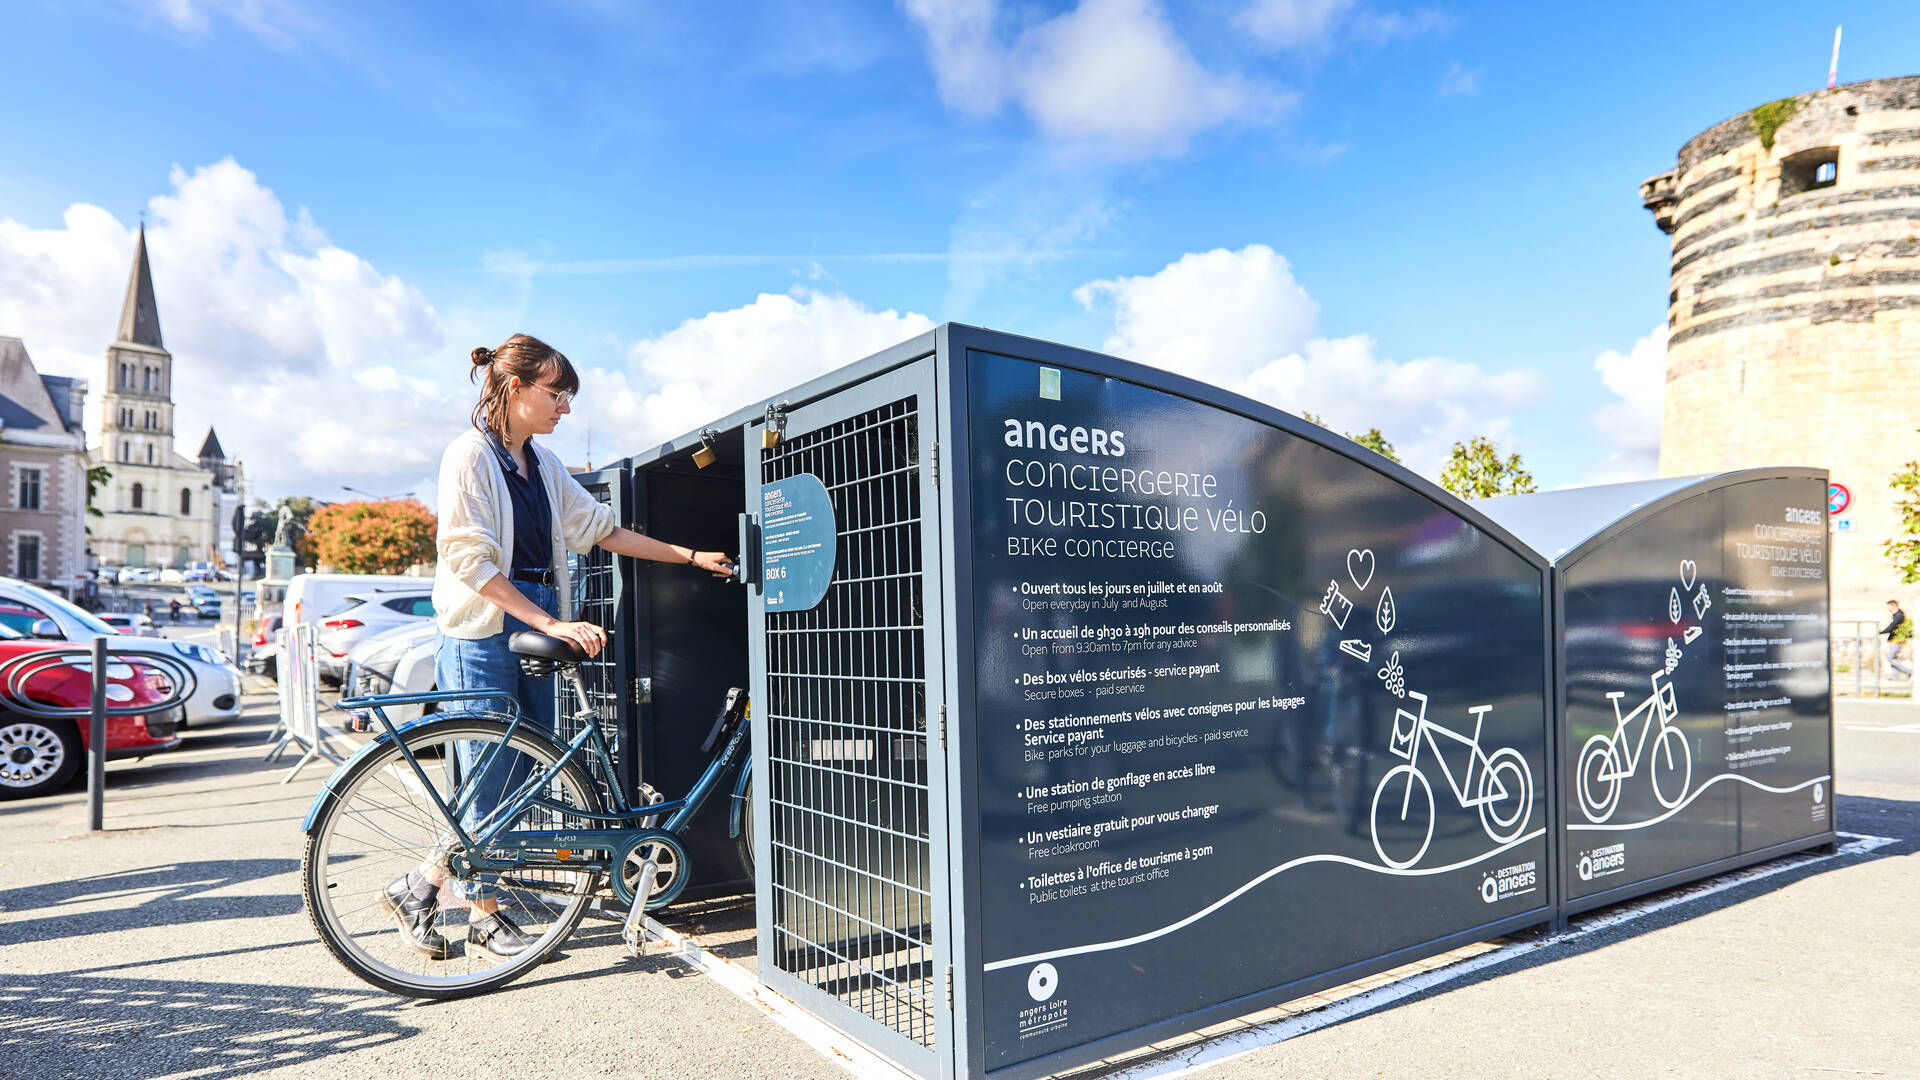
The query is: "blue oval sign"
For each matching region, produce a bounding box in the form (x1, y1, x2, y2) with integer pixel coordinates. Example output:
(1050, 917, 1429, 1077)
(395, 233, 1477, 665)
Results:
(761, 473, 836, 610)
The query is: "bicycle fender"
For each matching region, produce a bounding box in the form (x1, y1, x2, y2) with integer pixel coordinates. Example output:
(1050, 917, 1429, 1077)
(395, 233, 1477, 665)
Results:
(299, 713, 468, 835)
(728, 758, 754, 839)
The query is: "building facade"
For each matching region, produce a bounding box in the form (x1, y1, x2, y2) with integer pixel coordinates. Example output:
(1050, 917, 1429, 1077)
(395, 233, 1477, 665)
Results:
(87, 226, 236, 570)
(0, 337, 90, 594)
(1641, 75, 1920, 622)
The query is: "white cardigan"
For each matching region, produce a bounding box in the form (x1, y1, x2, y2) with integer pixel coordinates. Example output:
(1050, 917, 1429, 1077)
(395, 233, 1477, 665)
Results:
(432, 428, 618, 639)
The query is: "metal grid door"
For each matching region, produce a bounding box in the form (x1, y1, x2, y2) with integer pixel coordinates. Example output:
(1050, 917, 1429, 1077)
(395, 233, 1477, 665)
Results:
(747, 359, 948, 1076)
(559, 465, 635, 804)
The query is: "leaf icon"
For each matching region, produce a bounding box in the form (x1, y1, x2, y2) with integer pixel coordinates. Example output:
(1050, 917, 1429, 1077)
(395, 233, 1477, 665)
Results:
(1668, 587, 1682, 624)
(1375, 585, 1396, 634)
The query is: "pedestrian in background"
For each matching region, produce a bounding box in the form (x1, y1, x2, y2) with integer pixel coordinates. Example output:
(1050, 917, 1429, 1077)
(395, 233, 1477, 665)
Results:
(1882, 599, 1912, 679)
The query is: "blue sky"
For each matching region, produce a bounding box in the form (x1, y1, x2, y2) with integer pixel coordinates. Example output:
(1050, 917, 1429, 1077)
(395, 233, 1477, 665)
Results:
(2, 1, 1915, 500)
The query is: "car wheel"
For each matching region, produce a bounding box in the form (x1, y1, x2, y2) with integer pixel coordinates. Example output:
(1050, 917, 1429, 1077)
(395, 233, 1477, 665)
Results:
(0, 715, 82, 800)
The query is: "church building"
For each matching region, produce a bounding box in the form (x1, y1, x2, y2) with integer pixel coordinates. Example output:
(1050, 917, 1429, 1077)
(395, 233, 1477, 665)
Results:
(88, 226, 237, 570)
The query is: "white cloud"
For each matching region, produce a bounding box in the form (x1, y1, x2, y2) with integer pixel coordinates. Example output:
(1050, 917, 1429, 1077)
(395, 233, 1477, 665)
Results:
(0, 158, 456, 503)
(1076, 244, 1546, 477)
(1237, 1, 1452, 50)
(901, 0, 1285, 158)
(556, 289, 936, 462)
(1235, 0, 1355, 50)
(145, 0, 315, 49)
(1437, 60, 1480, 97)
(1584, 325, 1666, 483)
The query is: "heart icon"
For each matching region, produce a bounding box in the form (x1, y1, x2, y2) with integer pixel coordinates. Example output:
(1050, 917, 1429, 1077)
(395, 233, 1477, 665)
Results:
(1679, 559, 1697, 590)
(1347, 549, 1375, 591)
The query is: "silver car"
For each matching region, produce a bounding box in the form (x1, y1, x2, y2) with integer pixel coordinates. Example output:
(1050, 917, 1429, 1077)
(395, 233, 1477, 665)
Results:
(315, 590, 434, 684)
(0, 578, 245, 728)
(345, 621, 438, 725)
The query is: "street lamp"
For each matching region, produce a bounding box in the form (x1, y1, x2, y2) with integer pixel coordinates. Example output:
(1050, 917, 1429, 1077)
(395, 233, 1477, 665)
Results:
(341, 486, 414, 501)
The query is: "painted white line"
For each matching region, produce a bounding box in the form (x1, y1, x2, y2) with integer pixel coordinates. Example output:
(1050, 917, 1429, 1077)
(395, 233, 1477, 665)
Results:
(1570, 773, 1829, 833)
(1104, 832, 1897, 1080)
(640, 914, 917, 1080)
(985, 829, 1547, 972)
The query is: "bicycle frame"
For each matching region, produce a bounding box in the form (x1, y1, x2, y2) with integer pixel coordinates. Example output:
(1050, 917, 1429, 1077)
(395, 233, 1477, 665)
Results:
(1602, 670, 1677, 780)
(1392, 692, 1501, 809)
(337, 668, 751, 878)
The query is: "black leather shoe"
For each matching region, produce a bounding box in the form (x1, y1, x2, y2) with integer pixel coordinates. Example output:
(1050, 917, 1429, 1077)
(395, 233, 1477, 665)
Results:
(380, 872, 451, 959)
(468, 910, 534, 960)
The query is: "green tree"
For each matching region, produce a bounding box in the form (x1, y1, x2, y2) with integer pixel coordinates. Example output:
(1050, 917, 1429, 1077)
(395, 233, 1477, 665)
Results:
(1347, 428, 1399, 463)
(85, 464, 111, 518)
(305, 499, 436, 574)
(1886, 440, 1920, 584)
(1438, 436, 1537, 499)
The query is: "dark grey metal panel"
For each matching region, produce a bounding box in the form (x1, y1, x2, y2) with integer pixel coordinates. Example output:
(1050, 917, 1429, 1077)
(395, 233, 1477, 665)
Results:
(948, 332, 1554, 1076)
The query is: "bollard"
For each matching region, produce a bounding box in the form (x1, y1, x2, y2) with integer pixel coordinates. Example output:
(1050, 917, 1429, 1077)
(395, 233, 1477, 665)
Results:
(87, 634, 107, 831)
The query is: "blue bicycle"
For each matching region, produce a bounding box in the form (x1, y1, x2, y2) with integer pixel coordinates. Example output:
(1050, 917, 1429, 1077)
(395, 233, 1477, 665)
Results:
(301, 631, 753, 998)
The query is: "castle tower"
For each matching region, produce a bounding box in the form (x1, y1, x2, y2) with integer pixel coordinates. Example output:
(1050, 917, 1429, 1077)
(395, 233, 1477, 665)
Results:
(1641, 75, 1920, 620)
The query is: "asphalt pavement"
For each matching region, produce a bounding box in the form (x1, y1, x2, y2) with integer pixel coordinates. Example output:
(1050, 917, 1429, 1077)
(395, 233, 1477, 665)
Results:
(0, 692, 1914, 1080)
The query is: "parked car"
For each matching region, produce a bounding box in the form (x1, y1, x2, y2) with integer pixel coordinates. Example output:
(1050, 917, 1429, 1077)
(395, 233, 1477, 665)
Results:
(116, 567, 158, 584)
(0, 579, 245, 729)
(186, 585, 221, 619)
(315, 590, 434, 683)
(246, 614, 283, 680)
(0, 636, 186, 799)
(94, 566, 121, 584)
(283, 573, 425, 684)
(97, 612, 162, 637)
(345, 621, 438, 725)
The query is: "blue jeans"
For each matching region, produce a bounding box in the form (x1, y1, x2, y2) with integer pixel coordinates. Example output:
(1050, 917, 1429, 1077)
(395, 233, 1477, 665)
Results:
(437, 580, 558, 899)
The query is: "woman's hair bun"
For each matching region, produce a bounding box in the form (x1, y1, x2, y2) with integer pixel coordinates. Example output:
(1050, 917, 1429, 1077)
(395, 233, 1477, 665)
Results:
(470, 346, 495, 367)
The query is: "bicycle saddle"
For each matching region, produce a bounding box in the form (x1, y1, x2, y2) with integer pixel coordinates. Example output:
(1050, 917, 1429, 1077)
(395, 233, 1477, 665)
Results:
(508, 631, 588, 664)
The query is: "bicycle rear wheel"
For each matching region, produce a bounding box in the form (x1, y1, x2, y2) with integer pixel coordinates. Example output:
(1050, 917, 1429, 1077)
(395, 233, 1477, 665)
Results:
(302, 718, 603, 998)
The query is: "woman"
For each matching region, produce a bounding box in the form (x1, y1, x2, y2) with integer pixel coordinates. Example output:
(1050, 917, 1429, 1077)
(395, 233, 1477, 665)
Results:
(384, 334, 734, 960)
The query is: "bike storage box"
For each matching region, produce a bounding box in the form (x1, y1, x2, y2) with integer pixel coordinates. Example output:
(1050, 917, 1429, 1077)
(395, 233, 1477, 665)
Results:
(613, 324, 1560, 1079)
(1477, 469, 1836, 916)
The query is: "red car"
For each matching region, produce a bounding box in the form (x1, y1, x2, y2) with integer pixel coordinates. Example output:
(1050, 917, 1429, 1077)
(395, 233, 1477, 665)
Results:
(0, 636, 185, 799)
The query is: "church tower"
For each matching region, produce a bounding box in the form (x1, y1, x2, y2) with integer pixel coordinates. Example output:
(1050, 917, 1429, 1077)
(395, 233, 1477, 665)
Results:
(88, 226, 220, 570)
(101, 224, 177, 469)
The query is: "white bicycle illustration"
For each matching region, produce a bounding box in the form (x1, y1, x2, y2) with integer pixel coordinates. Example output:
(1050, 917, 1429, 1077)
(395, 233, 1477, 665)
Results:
(1369, 691, 1534, 869)
(1577, 668, 1692, 823)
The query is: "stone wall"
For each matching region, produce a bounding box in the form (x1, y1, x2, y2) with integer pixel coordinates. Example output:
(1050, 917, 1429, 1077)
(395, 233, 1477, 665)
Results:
(1644, 76, 1920, 623)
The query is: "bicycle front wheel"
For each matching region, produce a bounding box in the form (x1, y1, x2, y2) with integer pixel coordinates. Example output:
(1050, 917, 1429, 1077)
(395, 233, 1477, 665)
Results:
(302, 717, 603, 998)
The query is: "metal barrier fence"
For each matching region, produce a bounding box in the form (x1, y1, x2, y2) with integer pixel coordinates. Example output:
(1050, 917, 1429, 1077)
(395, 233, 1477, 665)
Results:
(760, 396, 937, 1053)
(268, 622, 340, 781)
(1833, 620, 1914, 697)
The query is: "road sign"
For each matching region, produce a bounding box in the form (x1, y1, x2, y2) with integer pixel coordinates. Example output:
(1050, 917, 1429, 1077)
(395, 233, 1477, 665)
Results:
(1835, 518, 1855, 532)
(1829, 483, 1851, 515)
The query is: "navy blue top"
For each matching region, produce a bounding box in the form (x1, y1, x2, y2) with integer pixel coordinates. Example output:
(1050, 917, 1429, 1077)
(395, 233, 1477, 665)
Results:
(485, 429, 554, 573)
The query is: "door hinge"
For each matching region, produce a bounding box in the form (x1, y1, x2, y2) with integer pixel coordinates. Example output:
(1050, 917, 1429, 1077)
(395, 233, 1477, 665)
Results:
(945, 963, 954, 1010)
(938, 703, 947, 750)
(631, 677, 652, 705)
(930, 442, 940, 488)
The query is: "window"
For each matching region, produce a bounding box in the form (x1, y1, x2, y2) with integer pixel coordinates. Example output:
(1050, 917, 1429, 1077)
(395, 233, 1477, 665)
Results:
(18, 468, 40, 511)
(180, 488, 191, 515)
(15, 535, 40, 582)
(119, 363, 131, 389)
(146, 444, 154, 464)
(131, 482, 143, 510)
(1780, 146, 1840, 197)
(383, 595, 436, 616)
(143, 368, 152, 391)
(119, 442, 128, 462)
(0, 597, 49, 634)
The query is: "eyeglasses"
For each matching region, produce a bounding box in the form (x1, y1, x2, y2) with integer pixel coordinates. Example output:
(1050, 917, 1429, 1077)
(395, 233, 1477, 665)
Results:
(525, 381, 575, 407)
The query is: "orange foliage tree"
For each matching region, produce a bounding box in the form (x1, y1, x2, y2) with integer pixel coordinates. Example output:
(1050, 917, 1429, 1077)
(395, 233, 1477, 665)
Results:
(305, 499, 437, 574)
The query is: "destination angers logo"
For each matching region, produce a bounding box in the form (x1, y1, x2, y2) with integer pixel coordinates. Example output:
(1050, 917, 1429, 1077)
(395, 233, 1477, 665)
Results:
(1577, 843, 1628, 882)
